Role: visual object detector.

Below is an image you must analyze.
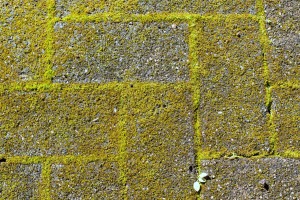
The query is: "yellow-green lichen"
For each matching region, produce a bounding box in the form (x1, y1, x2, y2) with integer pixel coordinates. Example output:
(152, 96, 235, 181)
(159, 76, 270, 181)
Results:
(0, 0, 48, 83)
(271, 87, 300, 155)
(195, 15, 270, 157)
(121, 83, 196, 198)
(0, 85, 121, 157)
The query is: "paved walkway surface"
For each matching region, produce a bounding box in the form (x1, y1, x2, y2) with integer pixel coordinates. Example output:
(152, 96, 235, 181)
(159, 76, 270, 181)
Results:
(0, 0, 299, 199)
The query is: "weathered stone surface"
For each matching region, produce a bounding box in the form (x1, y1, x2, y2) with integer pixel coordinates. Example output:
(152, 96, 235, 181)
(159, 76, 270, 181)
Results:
(51, 161, 120, 199)
(0, 163, 41, 199)
(126, 0, 256, 14)
(0, 87, 120, 156)
(55, 0, 116, 17)
(264, 0, 300, 82)
(0, 0, 47, 82)
(122, 84, 196, 199)
(52, 21, 189, 83)
(197, 17, 269, 156)
(272, 87, 300, 153)
(200, 158, 300, 199)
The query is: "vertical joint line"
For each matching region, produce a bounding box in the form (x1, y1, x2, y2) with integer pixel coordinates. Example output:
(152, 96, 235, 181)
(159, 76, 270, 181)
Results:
(188, 17, 202, 200)
(256, 0, 276, 153)
(118, 90, 128, 200)
(44, 0, 56, 82)
(39, 159, 51, 200)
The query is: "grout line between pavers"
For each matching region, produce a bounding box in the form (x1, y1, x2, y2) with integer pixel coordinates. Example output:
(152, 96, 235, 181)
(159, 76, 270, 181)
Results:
(188, 18, 202, 199)
(117, 88, 129, 200)
(0, 82, 191, 93)
(60, 13, 256, 23)
(256, 0, 277, 156)
(43, 0, 57, 82)
(39, 159, 51, 200)
(5, 154, 112, 164)
(37, 1, 57, 199)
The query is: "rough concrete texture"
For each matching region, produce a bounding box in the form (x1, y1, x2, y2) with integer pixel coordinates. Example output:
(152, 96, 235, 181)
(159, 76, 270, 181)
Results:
(272, 87, 300, 154)
(197, 17, 269, 156)
(0, 0, 299, 199)
(264, 0, 300, 82)
(51, 161, 120, 199)
(123, 84, 196, 199)
(129, 0, 257, 14)
(200, 158, 300, 199)
(0, 87, 120, 156)
(0, 0, 47, 82)
(0, 163, 41, 199)
(53, 21, 189, 83)
(55, 0, 114, 18)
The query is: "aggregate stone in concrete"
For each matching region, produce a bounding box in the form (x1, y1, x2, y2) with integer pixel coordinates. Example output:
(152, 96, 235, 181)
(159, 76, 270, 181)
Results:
(0, 88, 120, 156)
(264, 0, 300, 82)
(52, 21, 189, 83)
(0, 163, 41, 199)
(200, 158, 300, 199)
(122, 84, 196, 199)
(51, 161, 121, 199)
(272, 87, 300, 153)
(129, 0, 256, 14)
(0, 0, 47, 82)
(55, 0, 115, 18)
(197, 18, 269, 156)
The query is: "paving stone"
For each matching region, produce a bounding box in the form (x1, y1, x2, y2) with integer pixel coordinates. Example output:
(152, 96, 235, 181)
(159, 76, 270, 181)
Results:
(264, 0, 300, 82)
(122, 84, 196, 199)
(52, 21, 189, 83)
(0, 0, 47, 82)
(127, 0, 256, 14)
(55, 0, 116, 18)
(200, 158, 300, 199)
(0, 163, 41, 199)
(51, 161, 121, 199)
(197, 18, 269, 156)
(0, 87, 120, 156)
(272, 87, 300, 153)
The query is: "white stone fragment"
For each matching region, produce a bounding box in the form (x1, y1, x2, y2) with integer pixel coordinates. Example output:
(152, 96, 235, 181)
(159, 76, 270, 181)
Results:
(193, 181, 201, 192)
(198, 172, 208, 183)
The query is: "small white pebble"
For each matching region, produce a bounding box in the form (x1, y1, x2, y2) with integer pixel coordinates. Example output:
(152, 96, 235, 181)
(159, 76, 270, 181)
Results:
(171, 24, 177, 29)
(199, 172, 208, 179)
(193, 181, 201, 192)
(198, 172, 208, 183)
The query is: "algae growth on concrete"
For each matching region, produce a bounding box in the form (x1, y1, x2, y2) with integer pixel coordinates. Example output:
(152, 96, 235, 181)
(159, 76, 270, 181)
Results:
(0, 0, 299, 199)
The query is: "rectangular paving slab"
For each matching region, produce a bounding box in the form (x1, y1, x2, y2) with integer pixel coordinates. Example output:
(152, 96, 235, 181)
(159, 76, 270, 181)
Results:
(52, 21, 189, 83)
(55, 0, 116, 17)
(196, 17, 269, 156)
(264, 0, 300, 82)
(122, 84, 196, 199)
(125, 0, 256, 14)
(0, 0, 47, 82)
(200, 157, 300, 199)
(0, 87, 120, 156)
(51, 160, 121, 199)
(0, 163, 41, 199)
(272, 87, 300, 154)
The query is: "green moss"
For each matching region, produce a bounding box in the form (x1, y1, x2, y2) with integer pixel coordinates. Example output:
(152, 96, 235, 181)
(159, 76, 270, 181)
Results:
(43, 0, 57, 82)
(39, 160, 51, 200)
(282, 150, 300, 158)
